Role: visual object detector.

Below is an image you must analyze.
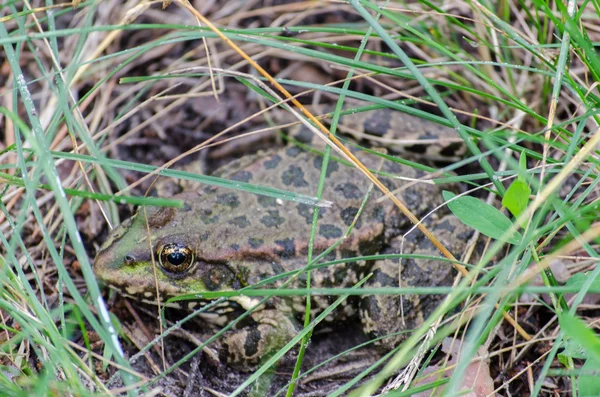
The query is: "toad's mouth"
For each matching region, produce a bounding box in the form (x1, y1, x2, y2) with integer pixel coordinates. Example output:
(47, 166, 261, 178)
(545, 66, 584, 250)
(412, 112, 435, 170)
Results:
(102, 282, 243, 325)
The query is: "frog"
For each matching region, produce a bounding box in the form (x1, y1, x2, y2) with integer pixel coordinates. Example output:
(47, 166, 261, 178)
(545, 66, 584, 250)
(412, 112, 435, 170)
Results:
(93, 108, 473, 370)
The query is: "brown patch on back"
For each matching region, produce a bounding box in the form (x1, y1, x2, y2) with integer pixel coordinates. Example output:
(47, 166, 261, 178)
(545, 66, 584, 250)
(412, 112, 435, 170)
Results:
(147, 206, 176, 228)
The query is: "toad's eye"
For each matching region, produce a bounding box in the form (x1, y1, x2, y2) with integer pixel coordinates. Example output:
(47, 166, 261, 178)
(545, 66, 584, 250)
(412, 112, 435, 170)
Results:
(158, 243, 195, 273)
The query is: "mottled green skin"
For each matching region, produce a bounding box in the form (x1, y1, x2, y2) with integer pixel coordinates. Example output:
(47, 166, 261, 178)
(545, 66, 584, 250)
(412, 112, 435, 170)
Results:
(94, 114, 471, 367)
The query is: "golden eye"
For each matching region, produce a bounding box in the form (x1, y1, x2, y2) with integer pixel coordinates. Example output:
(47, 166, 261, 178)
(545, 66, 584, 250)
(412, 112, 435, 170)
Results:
(158, 243, 195, 273)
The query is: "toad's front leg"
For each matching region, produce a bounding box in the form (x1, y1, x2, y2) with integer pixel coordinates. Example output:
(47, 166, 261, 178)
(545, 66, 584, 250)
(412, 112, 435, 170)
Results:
(220, 304, 300, 368)
(219, 305, 300, 396)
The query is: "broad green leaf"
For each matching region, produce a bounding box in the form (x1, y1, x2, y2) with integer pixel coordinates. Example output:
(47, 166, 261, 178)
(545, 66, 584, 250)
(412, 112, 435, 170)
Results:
(579, 359, 600, 397)
(560, 339, 588, 360)
(565, 273, 600, 293)
(560, 313, 600, 397)
(443, 191, 522, 245)
(502, 179, 531, 217)
(559, 312, 600, 363)
(518, 151, 527, 182)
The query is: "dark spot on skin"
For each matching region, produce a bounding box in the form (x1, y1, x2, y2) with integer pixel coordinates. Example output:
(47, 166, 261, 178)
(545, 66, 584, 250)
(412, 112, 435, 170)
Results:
(270, 261, 285, 275)
(406, 144, 429, 155)
(296, 272, 307, 288)
(220, 341, 231, 363)
(335, 183, 362, 199)
(294, 127, 313, 144)
(147, 207, 176, 228)
(403, 259, 430, 285)
(286, 146, 302, 157)
(296, 203, 324, 224)
(457, 229, 473, 241)
(440, 143, 464, 158)
(313, 156, 339, 176)
(325, 250, 337, 262)
(244, 328, 262, 357)
(363, 109, 392, 137)
(384, 255, 400, 264)
(201, 264, 234, 291)
(358, 237, 382, 256)
(419, 239, 436, 251)
(217, 193, 240, 208)
(340, 207, 361, 228)
(200, 232, 210, 241)
(275, 238, 296, 259)
(370, 206, 386, 223)
(264, 154, 282, 169)
(436, 218, 456, 232)
(183, 203, 192, 212)
(403, 189, 425, 209)
(229, 215, 250, 228)
(361, 295, 382, 322)
(248, 238, 264, 249)
(414, 168, 426, 178)
(312, 247, 337, 262)
(333, 267, 349, 285)
(319, 224, 343, 239)
(385, 161, 404, 174)
(200, 209, 219, 224)
(230, 170, 253, 183)
(261, 210, 285, 228)
(296, 203, 312, 224)
(377, 177, 394, 189)
(340, 249, 358, 260)
(203, 185, 217, 194)
(281, 165, 308, 187)
(403, 231, 421, 244)
(230, 244, 240, 252)
(257, 195, 277, 208)
(373, 267, 398, 287)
